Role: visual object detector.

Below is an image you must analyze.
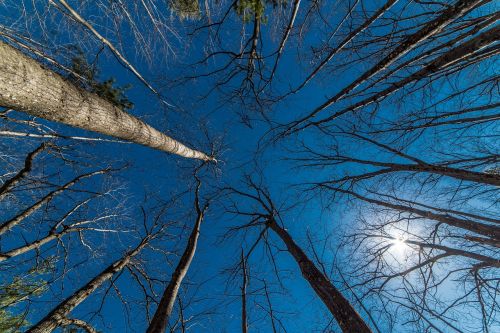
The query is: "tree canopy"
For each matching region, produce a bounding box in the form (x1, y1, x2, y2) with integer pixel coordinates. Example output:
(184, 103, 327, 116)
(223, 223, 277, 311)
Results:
(0, 0, 498, 332)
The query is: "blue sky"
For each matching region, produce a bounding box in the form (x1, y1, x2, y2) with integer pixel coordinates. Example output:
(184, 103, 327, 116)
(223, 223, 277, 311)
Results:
(0, 0, 498, 332)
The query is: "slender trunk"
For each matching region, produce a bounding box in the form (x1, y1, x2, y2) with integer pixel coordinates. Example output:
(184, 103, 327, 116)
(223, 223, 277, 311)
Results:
(287, 0, 489, 132)
(465, 235, 500, 247)
(263, 281, 278, 333)
(241, 250, 248, 333)
(394, 162, 500, 186)
(0, 169, 107, 235)
(312, 25, 500, 126)
(267, 0, 301, 83)
(0, 41, 212, 161)
(344, 158, 500, 186)
(0, 231, 65, 261)
(27, 238, 149, 333)
(146, 207, 205, 333)
(293, 0, 399, 93)
(267, 220, 372, 333)
(0, 143, 48, 201)
(404, 239, 500, 267)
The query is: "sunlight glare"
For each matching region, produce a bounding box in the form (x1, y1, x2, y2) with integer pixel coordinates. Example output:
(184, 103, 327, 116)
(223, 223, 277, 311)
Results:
(391, 236, 407, 252)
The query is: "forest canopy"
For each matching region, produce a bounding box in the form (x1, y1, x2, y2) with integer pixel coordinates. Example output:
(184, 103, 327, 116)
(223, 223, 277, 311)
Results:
(0, 0, 498, 332)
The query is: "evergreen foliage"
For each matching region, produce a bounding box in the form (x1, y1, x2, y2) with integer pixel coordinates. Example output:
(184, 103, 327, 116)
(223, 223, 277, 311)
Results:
(234, 0, 287, 22)
(0, 261, 52, 332)
(170, 0, 201, 19)
(69, 51, 134, 111)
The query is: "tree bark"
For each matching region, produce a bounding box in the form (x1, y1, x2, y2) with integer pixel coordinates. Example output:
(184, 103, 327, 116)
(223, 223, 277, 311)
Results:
(146, 204, 206, 333)
(267, 220, 372, 333)
(26, 237, 150, 333)
(0, 41, 213, 161)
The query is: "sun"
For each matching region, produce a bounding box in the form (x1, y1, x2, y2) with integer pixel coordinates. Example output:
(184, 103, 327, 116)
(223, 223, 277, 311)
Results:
(391, 236, 407, 252)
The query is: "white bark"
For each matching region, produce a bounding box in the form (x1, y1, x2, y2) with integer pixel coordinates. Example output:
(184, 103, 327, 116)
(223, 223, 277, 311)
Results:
(0, 41, 213, 161)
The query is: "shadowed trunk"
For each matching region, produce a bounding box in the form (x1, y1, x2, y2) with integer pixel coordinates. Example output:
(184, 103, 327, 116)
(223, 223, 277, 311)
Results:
(241, 250, 248, 333)
(330, 187, 500, 243)
(0, 41, 213, 161)
(267, 219, 372, 333)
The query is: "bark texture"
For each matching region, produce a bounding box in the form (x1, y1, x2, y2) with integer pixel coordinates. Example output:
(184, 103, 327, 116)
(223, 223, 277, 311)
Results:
(268, 220, 372, 333)
(146, 207, 205, 333)
(0, 41, 212, 161)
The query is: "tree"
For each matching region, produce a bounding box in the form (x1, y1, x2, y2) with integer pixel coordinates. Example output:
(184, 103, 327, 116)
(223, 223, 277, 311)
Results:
(0, 41, 213, 161)
(27, 231, 158, 333)
(226, 179, 373, 332)
(0, 0, 498, 331)
(147, 176, 209, 333)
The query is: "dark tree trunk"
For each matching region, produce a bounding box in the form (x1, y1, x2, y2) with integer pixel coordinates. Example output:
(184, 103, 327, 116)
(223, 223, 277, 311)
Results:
(268, 220, 372, 333)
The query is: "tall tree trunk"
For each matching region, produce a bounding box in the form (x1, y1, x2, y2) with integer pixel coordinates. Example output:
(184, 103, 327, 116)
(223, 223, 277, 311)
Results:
(146, 202, 206, 333)
(26, 237, 150, 333)
(332, 188, 500, 243)
(0, 41, 213, 161)
(241, 250, 248, 333)
(286, 0, 489, 132)
(311, 24, 500, 126)
(267, 220, 372, 333)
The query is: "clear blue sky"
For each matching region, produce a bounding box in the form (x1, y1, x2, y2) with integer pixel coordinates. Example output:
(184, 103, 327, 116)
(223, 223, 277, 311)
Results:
(1, 0, 498, 332)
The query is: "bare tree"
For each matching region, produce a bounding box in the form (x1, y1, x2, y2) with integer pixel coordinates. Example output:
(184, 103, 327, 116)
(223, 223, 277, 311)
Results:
(26, 227, 162, 333)
(147, 175, 209, 333)
(226, 179, 373, 333)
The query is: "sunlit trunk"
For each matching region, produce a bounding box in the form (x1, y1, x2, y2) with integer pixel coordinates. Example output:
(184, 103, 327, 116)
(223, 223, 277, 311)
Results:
(0, 41, 212, 161)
